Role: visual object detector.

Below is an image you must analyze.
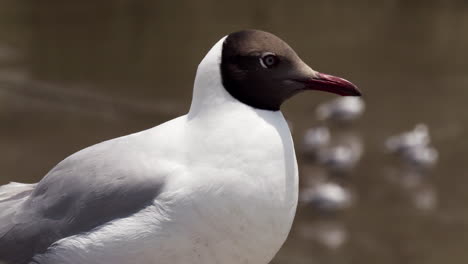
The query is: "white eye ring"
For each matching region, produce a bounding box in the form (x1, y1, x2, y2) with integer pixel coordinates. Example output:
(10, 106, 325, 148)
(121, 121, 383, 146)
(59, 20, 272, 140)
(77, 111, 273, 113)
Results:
(259, 53, 277, 68)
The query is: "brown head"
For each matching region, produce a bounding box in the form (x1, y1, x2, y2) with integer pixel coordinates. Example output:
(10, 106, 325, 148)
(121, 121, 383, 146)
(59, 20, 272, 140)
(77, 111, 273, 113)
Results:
(220, 30, 361, 111)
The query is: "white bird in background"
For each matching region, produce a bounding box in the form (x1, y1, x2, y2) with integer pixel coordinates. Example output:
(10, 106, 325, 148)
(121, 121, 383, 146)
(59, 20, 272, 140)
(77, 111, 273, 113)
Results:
(384, 124, 439, 213)
(297, 220, 348, 250)
(317, 136, 363, 172)
(302, 126, 363, 173)
(402, 146, 438, 168)
(0, 30, 360, 264)
(303, 126, 330, 157)
(385, 124, 438, 168)
(300, 182, 353, 212)
(316, 96, 365, 123)
(385, 124, 430, 153)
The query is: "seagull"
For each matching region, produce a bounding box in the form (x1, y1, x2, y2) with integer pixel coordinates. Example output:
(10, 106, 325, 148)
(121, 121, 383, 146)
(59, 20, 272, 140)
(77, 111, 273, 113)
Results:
(297, 220, 348, 249)
(401, 145, 438, 168)
(302, 126, 330, 158)
(317, 135, 363, 172)
(385, 124, 438, 168)
(316, 96, 365, 123)
(0, 29, 360, 264)
(318, 145, 362, 172)
(300, 182, 352, 213)
(385, 124, 430, 154)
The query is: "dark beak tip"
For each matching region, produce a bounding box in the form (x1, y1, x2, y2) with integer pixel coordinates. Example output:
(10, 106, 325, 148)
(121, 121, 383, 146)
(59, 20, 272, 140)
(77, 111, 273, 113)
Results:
(348, 86, 362, 97)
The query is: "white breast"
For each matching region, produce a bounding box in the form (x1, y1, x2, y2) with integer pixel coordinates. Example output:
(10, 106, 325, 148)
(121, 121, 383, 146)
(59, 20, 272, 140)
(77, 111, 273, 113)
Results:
(169, 105, 299, 263)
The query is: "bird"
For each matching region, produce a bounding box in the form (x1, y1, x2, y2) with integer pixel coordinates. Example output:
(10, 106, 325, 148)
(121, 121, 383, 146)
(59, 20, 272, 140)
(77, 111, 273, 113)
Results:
(316, 96, 365, 123)
(0, 29, 360, 264)
(297, 219, 348, 249)
(318, 143, 363, 172)
(385, 124, 438, 168)
(316, 134, 363, 172)
(302, 126, 330, 158)
(385, 124, 430, 154)
(300, 182, 352, 213)
(401, 145, 438, 168)
(302, 126, 363, 172)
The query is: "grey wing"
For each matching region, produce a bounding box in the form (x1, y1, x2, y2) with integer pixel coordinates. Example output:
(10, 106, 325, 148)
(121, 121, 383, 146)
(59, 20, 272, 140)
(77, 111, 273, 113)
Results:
(0, 138, 165, 264)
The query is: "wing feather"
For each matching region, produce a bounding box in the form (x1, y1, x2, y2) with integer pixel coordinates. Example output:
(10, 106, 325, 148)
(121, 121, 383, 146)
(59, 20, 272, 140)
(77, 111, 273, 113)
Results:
(0, 136, 164, 264)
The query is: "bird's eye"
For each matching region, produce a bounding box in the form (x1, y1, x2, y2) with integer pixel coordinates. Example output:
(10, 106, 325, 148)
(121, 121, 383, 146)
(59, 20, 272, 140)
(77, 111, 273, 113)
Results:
(260, 53, 278, 68)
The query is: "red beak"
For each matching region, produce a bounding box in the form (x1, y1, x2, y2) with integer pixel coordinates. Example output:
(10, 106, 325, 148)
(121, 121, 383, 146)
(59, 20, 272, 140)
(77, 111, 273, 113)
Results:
(301, 72, 361, 96)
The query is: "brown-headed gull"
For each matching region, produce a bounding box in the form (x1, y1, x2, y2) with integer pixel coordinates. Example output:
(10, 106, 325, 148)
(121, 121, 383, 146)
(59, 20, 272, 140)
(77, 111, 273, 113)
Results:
(0, 30, 360, 264)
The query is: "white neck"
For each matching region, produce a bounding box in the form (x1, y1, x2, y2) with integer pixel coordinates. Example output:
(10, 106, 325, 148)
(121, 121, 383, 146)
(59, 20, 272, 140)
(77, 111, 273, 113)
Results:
(188, 36, 245, 118)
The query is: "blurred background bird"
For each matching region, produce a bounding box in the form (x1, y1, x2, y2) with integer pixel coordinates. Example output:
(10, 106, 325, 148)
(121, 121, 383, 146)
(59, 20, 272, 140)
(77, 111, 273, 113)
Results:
(316, 97, 365, 123)
(385, 124, 438, 168)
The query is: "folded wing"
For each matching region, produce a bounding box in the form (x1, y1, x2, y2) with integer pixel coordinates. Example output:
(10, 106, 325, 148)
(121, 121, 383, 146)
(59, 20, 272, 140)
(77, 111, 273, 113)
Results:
(0, 136, 164, 264)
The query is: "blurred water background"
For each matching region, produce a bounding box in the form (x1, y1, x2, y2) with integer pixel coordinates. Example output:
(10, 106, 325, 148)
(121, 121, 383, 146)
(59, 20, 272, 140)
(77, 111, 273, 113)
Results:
(1, 1, 467, 263)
